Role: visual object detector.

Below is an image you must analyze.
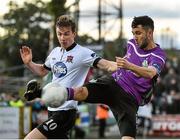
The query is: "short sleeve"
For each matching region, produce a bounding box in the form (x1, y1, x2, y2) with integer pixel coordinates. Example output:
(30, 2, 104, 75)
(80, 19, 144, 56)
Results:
(149, 53, 166, 75)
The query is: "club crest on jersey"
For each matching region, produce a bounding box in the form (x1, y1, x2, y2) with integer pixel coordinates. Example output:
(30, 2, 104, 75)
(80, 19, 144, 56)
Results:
(52, 62, 67, 78)
(142, 59, 148, 67)
(66, 55, 73, 63)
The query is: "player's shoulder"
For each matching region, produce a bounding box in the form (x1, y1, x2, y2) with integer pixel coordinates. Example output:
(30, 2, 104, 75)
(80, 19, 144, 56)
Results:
(126, 39, 137, 49)
(151, 45, 167, 64)
(50, 46, 60, 53)
(154, 44, 166, 58)
(127, 39, 136, 45)
(74, 44, 99, 60)
(75, 44, 92, 50)
(74, 44, 95, 53)
(46, 46, 60, 57)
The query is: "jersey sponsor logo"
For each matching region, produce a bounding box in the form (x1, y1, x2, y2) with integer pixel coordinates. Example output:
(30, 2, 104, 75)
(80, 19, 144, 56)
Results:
(66, 55, 73, 63)
(53, 62, 67, 78)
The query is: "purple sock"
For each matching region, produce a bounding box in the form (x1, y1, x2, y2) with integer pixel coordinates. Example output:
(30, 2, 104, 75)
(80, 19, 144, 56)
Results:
(67, 87, 74, 100)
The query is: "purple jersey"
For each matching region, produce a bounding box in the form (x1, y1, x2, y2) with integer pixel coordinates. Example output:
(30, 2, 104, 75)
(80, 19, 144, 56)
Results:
(112, 39, 166, 105)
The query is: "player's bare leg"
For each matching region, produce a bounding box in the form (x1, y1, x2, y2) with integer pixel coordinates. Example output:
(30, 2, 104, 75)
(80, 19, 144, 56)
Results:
(73, 87, 89, 101)
(24, 128, 46, 139)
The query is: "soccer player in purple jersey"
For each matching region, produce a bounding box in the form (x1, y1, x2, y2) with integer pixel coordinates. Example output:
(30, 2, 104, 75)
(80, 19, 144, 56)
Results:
(43, 16, 166, 139)
(63, 16, 166, 139)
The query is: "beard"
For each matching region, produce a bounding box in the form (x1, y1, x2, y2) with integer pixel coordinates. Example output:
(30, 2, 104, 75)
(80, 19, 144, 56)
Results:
(140, 37, 148, 49)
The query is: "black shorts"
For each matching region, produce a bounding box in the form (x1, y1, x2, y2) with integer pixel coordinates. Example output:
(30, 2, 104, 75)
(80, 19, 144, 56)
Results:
(84, 75, 138, 138)
(37, 109, 77, 139)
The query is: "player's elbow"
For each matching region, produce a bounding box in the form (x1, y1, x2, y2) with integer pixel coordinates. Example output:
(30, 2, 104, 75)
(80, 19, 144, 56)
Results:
(147, 66, 157, 79)
(39, 68, 48, 77)
(147, 70, 157, 79)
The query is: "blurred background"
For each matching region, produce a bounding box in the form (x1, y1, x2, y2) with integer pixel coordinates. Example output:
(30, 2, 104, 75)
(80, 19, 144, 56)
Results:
(0, 0, 180, 139)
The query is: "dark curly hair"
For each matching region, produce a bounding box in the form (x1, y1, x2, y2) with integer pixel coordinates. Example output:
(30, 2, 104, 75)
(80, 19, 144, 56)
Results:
(131, 15, 154, 31)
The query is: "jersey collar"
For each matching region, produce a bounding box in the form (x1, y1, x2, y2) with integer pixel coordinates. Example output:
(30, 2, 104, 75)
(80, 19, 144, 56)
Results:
(66, 42, 77, 51)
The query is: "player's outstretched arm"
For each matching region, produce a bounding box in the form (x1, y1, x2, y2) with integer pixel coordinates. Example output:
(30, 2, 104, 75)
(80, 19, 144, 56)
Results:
(116, 56, 157, 79)
(96, 59, 117, 72)
(19, 46, 48, 77)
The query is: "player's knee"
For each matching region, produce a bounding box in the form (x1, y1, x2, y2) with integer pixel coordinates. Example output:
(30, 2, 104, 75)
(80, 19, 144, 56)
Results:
(74, 87, 88, 101)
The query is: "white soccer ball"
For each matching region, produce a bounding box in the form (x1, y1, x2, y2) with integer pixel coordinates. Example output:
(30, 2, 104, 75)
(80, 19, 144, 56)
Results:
(41, 82, 68, 108)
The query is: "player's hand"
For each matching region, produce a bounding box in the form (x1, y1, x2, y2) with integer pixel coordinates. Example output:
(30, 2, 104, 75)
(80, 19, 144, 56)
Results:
(24, 79, 42, 101)
(116, 56, 131, 69)
(19, 46, 32, 65)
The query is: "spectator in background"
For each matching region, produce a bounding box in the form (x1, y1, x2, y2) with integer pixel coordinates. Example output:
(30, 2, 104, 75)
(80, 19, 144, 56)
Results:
(96, 104, 109, 138)
(0, 93, 10, 106)
(9, 92, 24, 107)
(152, 77, 166, 114)
(137, 102, 153, 138)
(171, 56, 180, 74)
(166, 89, 180, 114)
(74, 112, 86, 139)
(163, 68, 179, 93)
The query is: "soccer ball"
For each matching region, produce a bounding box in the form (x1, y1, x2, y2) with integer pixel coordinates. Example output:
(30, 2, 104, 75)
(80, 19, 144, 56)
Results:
(41, 82, 68, 108)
